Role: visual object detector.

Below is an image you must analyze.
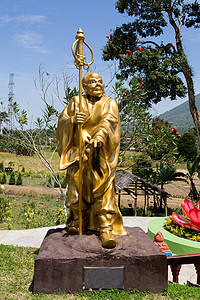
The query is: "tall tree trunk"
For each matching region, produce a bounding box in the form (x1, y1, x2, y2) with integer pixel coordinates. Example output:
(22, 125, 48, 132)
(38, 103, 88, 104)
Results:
(168, 8, 200, 149)
(182, 64, 200, 148)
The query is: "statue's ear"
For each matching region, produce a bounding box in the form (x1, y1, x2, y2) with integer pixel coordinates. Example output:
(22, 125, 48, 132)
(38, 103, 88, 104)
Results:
(83, 83, 87, 91)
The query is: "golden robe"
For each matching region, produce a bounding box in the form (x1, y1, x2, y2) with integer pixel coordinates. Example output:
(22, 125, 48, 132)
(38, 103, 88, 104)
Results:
(56, 95, 127, 235)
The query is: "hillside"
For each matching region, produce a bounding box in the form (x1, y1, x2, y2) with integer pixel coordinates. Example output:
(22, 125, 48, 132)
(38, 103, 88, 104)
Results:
(160, 93, 200, 133)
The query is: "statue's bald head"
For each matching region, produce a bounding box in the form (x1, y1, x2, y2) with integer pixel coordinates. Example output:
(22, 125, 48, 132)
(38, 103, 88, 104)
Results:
(82, 73, 105, 98)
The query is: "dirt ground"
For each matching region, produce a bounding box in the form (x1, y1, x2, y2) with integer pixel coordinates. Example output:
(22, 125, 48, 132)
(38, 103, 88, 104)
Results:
(119, 170, 200, 210)
(3, 169, 200, 210)
(3, 184, 61, 199)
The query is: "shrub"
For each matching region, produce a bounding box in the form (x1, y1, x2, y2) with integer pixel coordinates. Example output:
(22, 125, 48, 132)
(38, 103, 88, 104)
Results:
(55, 208, 65, 225)
(47, 176, 52, 187)
(177, 132, 197, 161)
(9, 172, 15, 185)
(0, 196, 12, 223)
(132, 154, 154, 181)
(1, 173, 6, 184)
(54, 174, 60, 188)
(0, 162, 4, 172)
(16, 172, 23, 185)
(22, 202, 35, 229)
(61, 176, 67, 188)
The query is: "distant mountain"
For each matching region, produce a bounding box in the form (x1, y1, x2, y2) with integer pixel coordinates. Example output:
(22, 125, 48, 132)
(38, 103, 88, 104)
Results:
(160, 93, 200, 133)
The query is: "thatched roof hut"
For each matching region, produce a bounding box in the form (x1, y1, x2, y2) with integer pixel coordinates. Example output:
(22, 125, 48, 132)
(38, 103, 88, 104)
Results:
(115, 169, 170, 216)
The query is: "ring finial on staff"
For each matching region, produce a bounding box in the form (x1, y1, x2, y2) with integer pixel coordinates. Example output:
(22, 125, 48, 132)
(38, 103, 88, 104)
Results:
(72, 28, 94, 70)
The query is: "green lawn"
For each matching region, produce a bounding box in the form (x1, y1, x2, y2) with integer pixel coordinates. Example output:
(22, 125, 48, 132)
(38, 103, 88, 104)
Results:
(1, 244, 200, 299)
(0, 151, 60, 174)
(0, 194, 65, 230)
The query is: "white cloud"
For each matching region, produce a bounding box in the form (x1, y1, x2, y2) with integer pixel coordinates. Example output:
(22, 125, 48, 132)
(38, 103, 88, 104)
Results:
(0, 14, 46, 25)
(14, 31, 49, 53)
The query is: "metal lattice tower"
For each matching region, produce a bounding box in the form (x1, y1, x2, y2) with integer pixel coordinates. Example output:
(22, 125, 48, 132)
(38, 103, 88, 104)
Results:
(8, 73, 14, 130)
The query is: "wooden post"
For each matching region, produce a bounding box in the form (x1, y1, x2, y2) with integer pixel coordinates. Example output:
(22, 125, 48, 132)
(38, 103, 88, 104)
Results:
(153, 193, 156, 210)
(134, 181, 137, 216)
(160, 192, 162, 210)
(164, 195, 168, 216)
(170, 264, 181, 283)
(195, 264, 200, 285)
(144, 183, 147, 216)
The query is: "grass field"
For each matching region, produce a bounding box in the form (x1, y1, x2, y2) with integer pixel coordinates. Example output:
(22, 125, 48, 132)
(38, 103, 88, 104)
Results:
(0, 150, 188, 175)
(0, 151, 60, 174)
(0, 193, 65, 230)
(0, 151, 199, 299)
(1, 244, 200, 299)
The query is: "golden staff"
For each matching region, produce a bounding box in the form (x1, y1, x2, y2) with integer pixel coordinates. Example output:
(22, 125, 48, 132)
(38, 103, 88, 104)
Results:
(72, 28, 94, 234)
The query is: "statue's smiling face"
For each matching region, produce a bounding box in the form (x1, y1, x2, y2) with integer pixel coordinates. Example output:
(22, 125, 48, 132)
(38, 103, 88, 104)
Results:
(83, 73, 104, 97)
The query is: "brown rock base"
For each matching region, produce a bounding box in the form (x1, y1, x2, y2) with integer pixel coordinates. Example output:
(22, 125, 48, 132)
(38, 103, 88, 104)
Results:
(33, 227, 168, 294)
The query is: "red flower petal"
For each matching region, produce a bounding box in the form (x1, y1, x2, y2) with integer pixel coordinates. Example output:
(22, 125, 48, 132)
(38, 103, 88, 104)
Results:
(181, 198, 194, 218)
(170, 212, 188, 226)
(197, 199, 200, 210)
(188, 207, 200, 225)
(184, 222, 200, 231)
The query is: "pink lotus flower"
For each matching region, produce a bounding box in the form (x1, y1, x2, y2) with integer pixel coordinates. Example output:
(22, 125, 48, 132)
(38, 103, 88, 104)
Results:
(170, 198, 200, 231)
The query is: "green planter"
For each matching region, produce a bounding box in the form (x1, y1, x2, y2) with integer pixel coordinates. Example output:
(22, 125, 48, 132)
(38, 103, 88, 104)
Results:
(148, 217, 200, 255)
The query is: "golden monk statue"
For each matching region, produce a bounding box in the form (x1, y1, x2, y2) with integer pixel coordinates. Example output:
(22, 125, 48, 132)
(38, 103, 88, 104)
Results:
(56, 72, 128, 248)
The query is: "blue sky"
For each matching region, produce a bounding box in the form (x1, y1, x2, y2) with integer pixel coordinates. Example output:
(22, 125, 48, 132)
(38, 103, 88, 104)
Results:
(0, 0, 200, 124)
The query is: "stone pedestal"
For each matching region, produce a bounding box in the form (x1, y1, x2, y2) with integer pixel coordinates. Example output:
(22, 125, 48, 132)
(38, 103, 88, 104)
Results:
(33, 227, 167, 294)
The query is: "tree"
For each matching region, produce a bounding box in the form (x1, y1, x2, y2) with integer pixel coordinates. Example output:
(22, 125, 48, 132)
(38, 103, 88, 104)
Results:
(103, 0, 200, 148)
(177, 131, 198, 161)
(131, 154, 155, 181)
(0, 110, 9, 135)
(9, 172, 15, 185)
(112, 80, 179, 163)
(0, 162, 4, 173)
(1, 173, 6, 184)
(146, 117, 179, 161)
(186, 158, 200, 203)
(1, 66, 78, 221)
(16, 172, 23, 186)
(111, 79, 153, 163)
(157, 162, 187, 190)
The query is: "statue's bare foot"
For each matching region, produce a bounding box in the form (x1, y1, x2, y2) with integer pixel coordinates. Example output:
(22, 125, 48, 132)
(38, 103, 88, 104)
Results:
(100, 231, 117, 249)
